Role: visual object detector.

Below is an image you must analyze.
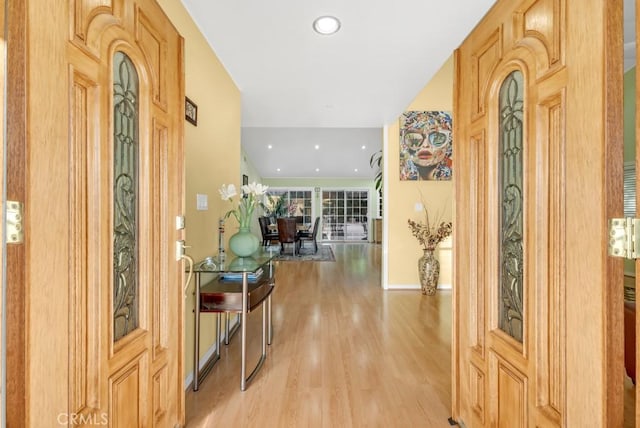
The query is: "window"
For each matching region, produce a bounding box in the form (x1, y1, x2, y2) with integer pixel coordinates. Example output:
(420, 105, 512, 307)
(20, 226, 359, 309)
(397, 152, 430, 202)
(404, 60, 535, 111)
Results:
(289, 190, 313, 224)
(322, 189, 369, 241)
(265, 189, 313, 224)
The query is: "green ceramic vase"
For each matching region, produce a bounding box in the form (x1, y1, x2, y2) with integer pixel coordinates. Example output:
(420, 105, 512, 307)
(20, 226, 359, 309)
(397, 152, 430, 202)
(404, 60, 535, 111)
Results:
(229, 226, 260, 257)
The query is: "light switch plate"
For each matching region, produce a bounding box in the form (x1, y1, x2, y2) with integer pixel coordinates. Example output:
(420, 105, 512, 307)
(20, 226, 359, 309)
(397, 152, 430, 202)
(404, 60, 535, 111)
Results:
(196, 194, 208, 211)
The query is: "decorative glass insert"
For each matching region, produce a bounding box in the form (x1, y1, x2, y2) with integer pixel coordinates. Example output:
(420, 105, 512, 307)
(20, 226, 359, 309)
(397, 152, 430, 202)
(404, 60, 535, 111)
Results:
(498, 70, 524, 342)
(113, 51, 140, 342)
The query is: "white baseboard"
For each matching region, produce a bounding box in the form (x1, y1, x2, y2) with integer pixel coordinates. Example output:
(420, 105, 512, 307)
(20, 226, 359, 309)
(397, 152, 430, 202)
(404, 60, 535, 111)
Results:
(385, 284, 420, 290)
(385, 283, 452, 290)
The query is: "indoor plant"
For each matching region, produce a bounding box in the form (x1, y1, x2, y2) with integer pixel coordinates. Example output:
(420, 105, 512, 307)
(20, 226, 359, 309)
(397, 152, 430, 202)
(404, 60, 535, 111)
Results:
(369, 149, 383, 192)
(407, 202, 452, 295)
(219, 181, 268, 256)
(259, 193, 290, 220)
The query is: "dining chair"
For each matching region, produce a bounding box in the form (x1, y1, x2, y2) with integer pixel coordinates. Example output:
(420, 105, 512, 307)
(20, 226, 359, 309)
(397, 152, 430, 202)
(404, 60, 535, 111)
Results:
(298, 216, 320, 254)
(258, 216, 279, 247)
(277, 217, 300, 256)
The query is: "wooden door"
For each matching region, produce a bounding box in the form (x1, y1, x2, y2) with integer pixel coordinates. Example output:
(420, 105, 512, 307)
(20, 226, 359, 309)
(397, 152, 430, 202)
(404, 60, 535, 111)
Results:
(22, 0, 185, 426)
(68, 1, 185, 426)
(453, 0, 623, 426)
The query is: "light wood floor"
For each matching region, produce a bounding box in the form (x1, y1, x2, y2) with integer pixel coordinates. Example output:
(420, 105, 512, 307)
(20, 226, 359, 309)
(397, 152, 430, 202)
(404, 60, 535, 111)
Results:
(184, 243, 453, 427)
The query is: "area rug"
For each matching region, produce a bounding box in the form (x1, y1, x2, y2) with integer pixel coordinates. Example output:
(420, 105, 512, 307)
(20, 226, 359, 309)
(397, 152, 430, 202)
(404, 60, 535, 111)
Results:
(272, 245, 336, 262)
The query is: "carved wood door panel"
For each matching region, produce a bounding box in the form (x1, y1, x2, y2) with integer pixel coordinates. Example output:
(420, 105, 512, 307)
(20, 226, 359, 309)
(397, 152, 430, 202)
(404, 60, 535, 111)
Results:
(66, 1, 184, 426)
(454, 0, 622, 426)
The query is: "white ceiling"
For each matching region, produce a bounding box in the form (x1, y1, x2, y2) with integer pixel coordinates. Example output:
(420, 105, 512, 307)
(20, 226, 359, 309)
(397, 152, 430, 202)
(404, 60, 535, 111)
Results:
(181, 0, 635, 179)
(241, 127, 382, 179)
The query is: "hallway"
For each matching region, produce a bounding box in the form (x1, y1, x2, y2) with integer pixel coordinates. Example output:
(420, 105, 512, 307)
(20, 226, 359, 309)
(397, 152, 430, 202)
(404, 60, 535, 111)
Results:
(185, 243, 453, 427)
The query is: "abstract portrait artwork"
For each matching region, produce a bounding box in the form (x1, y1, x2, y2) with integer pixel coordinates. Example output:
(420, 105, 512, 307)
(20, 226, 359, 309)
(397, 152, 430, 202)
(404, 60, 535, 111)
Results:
(399, 111, 452, 181)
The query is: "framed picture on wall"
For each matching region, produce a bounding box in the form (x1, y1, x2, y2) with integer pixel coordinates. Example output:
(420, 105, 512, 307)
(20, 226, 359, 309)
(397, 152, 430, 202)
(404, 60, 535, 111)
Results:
(399, 111, 452, 180)
(242, 174, 249, 197)
(185, 97, 197, 126)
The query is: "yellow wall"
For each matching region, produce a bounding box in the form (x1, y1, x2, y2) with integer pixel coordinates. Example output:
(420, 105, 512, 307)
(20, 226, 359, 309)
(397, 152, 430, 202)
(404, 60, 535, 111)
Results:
(157, 0, 242, 380)
(386, 56, 454, 287)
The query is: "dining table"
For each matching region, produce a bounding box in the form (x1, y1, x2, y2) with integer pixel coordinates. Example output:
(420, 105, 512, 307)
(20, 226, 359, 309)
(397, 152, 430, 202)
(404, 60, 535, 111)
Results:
(267, 222, 310, 233)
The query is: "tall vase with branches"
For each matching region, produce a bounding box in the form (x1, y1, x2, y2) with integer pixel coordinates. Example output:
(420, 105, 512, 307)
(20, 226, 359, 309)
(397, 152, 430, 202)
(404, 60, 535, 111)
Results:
(407, 199, 452, 295)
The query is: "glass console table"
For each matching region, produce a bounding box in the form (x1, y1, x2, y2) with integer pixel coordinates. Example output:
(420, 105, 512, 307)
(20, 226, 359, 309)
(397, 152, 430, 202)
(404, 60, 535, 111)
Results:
(191, 250, 276, 391)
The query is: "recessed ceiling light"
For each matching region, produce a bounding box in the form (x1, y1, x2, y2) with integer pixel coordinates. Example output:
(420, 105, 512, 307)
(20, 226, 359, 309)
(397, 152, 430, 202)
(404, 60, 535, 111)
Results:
(361, 145, 366, 149)
(314, 145, 320, 150)
(276, 168, 281, 172)
(313, 16, 341, 36)
(354, 168, 358, 172)
(315, 168, 320, 172)
(268, 144, 273, 149)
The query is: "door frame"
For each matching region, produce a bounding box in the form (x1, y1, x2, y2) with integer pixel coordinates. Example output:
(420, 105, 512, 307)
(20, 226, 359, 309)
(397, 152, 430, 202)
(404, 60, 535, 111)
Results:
(5, 0, 26, 425)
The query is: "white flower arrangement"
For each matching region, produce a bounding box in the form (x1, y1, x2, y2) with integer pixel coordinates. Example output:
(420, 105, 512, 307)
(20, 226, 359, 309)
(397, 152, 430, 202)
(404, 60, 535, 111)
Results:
(219, 182, 269, 229)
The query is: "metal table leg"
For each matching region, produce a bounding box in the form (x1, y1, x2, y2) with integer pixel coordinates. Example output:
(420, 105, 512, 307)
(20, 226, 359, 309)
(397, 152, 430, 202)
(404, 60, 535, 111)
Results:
(193, 272, 221, 391)
(193, 272, 201, 391)
(267, 294, 272, 345)
(225, 312, 230, 345)
(240, 272, 248, 390)
(240, 272, 269, 391)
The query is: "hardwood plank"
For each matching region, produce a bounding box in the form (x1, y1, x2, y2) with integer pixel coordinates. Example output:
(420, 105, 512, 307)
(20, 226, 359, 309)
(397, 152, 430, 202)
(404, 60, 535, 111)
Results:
(185, 243, 453, 427)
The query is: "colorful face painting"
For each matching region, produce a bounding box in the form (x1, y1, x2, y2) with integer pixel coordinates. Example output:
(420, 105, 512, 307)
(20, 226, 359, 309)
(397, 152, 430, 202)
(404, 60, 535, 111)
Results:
(400, 111, 452, 181)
